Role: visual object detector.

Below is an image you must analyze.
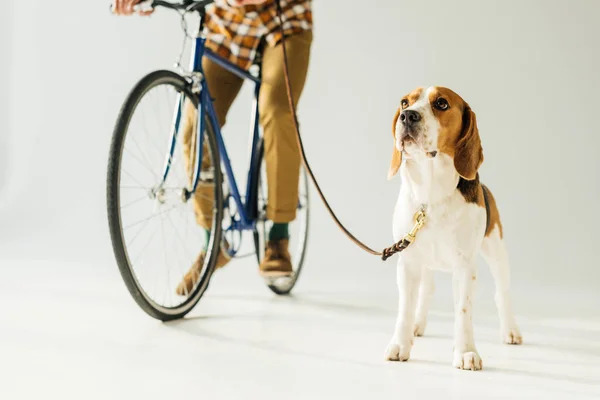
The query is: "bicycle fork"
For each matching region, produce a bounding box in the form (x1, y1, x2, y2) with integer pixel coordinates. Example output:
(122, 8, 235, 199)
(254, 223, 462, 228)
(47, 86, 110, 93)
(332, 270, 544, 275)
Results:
(151, 78, 206, 209)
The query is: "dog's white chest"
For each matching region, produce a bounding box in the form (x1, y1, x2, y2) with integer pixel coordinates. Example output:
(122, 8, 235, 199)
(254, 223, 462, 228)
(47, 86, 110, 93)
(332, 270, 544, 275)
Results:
(393, 191, 485, 271)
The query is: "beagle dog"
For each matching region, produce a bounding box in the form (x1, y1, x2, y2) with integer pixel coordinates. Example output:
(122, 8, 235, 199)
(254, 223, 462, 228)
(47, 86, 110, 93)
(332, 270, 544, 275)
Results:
(384, 86, 522, 370)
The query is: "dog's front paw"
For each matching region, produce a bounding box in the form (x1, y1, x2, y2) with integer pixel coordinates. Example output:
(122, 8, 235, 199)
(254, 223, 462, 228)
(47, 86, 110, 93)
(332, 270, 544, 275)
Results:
(502, 325, 523, 345)
(414, 321, 427, 337)
(453, 351, 483, 371)
(384, 342, 411, 362)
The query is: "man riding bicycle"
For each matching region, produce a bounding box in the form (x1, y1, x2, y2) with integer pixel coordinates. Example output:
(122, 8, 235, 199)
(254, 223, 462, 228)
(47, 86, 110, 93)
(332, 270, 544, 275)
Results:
(112, 0, 313, 295)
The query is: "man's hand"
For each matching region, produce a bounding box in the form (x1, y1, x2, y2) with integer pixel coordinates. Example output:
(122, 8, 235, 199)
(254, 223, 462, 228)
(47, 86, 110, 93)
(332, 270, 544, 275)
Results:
(112, 0, 154, 16)
(228, 0, 268, 6)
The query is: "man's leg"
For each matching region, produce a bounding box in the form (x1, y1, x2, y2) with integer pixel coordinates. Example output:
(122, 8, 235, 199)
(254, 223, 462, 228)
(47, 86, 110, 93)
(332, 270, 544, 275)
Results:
(176, 57, 243, 296)
(258, 31, 312, 275)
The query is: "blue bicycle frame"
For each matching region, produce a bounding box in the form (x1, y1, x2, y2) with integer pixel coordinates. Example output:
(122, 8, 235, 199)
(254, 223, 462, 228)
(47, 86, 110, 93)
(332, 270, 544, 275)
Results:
(160, 29, 263, 234)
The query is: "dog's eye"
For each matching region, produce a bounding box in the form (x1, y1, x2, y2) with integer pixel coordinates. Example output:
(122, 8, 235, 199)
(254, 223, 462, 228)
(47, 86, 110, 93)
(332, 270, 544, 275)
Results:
(401, 99, 409, 109)
(434, 98, 449, 111)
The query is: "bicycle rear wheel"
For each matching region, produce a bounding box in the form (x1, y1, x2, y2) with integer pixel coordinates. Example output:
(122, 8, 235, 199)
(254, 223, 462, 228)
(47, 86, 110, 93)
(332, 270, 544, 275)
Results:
(107, 70, 223, 321)
(253, 140, 310, 295)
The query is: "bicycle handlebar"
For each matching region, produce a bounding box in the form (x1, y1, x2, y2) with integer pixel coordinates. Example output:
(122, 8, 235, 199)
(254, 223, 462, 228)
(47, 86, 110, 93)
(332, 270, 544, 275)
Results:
(133, 0, 215, 13)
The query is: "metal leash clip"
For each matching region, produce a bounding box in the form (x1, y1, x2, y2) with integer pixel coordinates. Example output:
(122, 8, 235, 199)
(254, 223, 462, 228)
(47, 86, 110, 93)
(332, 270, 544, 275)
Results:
(380, 205, 427, 261)
(402, 205, 427, 243)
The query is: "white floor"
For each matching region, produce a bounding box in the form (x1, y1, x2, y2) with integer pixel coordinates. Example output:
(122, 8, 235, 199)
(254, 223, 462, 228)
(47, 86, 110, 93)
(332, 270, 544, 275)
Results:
(2, 257, 600, 400)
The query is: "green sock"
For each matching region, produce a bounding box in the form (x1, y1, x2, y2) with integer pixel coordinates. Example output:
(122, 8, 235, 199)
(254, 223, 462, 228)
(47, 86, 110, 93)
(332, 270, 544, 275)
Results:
(203, 229, 211, 251)
(268, 222, 289, 241)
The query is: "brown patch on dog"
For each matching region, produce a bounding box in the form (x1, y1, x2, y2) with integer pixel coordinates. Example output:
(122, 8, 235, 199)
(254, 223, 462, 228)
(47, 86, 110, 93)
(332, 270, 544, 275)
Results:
(431, 88, 465, 157)
(482, 185, 504, 238)
(457, 174, 483, 205)
(431, 87, 483, 180)
(457, 176, 503, 237)
(388, 88, 424, 179)
(401, 87, 424, 108)
(455, 104, 483, 180)
(387, 108, 403, 179)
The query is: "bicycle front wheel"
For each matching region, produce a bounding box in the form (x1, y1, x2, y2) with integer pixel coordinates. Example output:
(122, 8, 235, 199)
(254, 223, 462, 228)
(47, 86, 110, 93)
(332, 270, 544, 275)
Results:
(107, 70, 223, 321)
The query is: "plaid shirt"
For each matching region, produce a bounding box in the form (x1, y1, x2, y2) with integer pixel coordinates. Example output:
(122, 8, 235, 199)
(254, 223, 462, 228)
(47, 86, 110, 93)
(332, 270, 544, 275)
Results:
(204, 0, 312, 70)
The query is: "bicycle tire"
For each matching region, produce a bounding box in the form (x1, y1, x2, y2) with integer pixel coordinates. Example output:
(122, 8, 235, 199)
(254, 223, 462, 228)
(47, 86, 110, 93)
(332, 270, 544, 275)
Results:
(252, 139, 310, 295)
(107, 69, 223, 321)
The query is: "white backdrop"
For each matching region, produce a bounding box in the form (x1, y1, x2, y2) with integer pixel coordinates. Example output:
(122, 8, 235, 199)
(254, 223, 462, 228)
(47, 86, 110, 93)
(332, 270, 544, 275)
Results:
(1, 0, 599, 312)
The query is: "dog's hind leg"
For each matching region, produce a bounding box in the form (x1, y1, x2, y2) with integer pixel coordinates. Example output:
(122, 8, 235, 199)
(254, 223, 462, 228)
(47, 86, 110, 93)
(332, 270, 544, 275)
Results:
(481, 227, 522, 345)
(414, 268, 434, 337)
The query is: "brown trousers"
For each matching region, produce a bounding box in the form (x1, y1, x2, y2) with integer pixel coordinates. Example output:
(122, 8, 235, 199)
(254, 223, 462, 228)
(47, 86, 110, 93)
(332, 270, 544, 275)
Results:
(181, 31, 312, 228)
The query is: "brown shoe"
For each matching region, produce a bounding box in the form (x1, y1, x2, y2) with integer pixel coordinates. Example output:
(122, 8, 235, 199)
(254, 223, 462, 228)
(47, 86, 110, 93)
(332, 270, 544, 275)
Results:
(175, 244, 231, 296)
(259, 239, 293, 278)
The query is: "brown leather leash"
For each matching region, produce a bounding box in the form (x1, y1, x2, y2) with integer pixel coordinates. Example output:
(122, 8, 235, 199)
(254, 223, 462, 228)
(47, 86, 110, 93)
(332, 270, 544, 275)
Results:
(274, 0, 412, 261)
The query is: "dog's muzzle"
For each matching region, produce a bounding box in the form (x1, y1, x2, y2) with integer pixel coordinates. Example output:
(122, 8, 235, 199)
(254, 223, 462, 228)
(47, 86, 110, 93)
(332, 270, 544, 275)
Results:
(400, 109, 422, 142)
(400, 109, 421, 127)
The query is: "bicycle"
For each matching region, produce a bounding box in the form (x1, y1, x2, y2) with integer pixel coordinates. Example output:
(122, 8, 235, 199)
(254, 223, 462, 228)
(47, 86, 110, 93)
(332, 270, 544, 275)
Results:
(106, 0, 310, 321)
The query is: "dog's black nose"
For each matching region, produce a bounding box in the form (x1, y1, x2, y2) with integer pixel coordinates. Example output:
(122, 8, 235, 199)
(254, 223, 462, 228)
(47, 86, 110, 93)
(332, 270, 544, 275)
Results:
(400, 110, 421, 126)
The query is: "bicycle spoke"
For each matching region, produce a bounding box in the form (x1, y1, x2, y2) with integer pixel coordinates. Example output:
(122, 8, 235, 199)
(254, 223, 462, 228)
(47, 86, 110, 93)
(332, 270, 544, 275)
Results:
(130, 222, 161, 290)
(124, 147, 159, 179)
(179, 201, 205, 255)
(120, 185, 152, 190)
(159, 210, 171, 307)
(121, 194, 149, 209)
(130, 221, 161, 266)
(152, 88, 167, 144)
(166, 213, 196, 263)
(184, 202, 204, 242)
(146, 89, 172, 185)
(124, 203, 180, 231)
(162, 199, 193, 305)
(126, 212, 154, 248)
(165, 152, 185, 185)
(165, 213, 193, 293)
(122, 168, 152, 190)
(128, 132, 159, 177)
(139, 101, 170, 162)
(160, 91, 187, 185)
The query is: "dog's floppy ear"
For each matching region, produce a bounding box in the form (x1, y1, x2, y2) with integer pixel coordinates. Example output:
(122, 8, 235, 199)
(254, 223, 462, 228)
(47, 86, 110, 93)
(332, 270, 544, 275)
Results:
(454, 103, 483, 180)
(388, 108, 403, 180)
